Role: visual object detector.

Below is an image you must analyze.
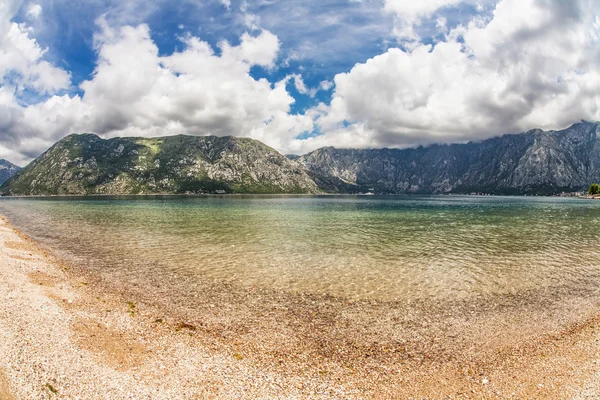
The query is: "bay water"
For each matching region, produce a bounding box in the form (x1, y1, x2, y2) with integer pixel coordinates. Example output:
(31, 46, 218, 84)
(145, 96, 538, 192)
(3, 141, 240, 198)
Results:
(2, 195, 600, 303)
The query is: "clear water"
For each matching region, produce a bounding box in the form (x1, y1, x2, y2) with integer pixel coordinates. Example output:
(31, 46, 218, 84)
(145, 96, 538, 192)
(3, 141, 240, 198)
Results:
(2, 195, 600, 302)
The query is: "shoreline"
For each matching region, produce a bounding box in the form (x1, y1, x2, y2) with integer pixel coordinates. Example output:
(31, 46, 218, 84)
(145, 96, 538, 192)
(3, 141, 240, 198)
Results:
(2, 215, 600, 398)
(0, 192, 595, 199)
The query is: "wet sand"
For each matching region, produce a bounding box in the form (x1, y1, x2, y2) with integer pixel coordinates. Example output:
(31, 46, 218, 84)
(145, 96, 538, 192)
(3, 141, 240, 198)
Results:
(1, 214, 600, 399)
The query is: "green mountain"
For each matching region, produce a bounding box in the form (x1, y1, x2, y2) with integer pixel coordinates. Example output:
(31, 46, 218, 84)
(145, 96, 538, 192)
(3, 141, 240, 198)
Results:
(2, 122, 600, 196)
(0, 134, 318, 195)
(0, 159, 21, 185)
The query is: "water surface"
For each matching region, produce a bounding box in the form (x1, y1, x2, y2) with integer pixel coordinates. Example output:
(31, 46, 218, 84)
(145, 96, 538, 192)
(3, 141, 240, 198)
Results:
(1, 195, 600, 302)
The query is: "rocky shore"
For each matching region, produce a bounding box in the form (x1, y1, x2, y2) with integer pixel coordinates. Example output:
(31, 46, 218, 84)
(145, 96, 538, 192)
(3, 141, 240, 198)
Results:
(580, 194, 600, 200)
(2, 214, 600, 398)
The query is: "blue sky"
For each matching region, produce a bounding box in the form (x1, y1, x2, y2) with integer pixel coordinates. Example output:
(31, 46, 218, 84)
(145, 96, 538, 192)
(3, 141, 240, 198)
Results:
(1, 0, 599, 164)
(10, 0, 400, 108)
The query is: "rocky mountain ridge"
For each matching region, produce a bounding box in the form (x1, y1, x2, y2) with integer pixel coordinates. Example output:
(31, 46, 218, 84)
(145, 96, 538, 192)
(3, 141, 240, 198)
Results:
(298, 121, 600, 195)
(2, 121, 599, 196)
(0, 134, 318, 195)
(0, 159, 21, 186)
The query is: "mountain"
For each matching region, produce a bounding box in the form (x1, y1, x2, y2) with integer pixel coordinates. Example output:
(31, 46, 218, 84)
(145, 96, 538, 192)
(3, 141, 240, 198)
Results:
(0, 159, 21, 185)
(298, 121, 600, 195)
(2, 122, 599, 196)
(0, 134, 318, 195)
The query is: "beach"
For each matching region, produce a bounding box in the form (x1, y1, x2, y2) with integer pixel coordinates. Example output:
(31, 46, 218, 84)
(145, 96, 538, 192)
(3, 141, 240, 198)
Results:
(2, 213, 600, 399)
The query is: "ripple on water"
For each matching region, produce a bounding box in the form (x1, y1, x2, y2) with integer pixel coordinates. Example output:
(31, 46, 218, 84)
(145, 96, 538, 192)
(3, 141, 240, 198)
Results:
(1, 195, 600, 302)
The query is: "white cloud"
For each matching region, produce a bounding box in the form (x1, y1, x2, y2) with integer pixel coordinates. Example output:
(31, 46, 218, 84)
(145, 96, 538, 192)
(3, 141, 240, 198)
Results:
(26, 3, 42, 19)
(284, 74, 317, 97)
(231, 0, 394, 66)
(319, 80, 333, 91)
(2, 0, 600, 165)
(0, 0, 71, 164)
(385, 0, 465, 39)
(435, 16, 447, 33)
(0, 0, 70, 95)
(0, 18, 312, 164)
(243, 13, 261, 30)
(385, 0, 463, 22)
(219, 30, 280, 68)
(295, 0, 600, 152)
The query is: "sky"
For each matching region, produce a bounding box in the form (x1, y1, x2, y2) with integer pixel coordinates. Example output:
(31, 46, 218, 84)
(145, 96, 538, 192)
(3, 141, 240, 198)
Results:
(0, 0, 599, 165)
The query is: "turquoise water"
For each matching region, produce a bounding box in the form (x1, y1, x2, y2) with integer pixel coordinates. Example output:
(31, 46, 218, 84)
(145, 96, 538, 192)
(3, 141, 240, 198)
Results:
(1, 195, 600, 301)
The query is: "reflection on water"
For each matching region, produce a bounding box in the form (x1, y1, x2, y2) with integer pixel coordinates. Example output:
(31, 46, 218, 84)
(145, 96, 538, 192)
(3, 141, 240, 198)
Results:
(1, 195, 600, 301)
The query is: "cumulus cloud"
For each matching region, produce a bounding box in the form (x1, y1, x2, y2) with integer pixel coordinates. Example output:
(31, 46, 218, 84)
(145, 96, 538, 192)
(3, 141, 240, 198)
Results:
(26, 3, 42, 19)
(384, 0, 466, 40)
(2, 0, 600, 164)
(79, 22, 301, 141)
(0, 0, 70, 95)
(219, 30, 280, 68)
(0, 16, 311, 164)
(319, 80, 333, 91)
(298, 0, 600, 152)
(283, 74, 317, 97)
(385, 0, 463, 20)
(0, 0, 72, 164)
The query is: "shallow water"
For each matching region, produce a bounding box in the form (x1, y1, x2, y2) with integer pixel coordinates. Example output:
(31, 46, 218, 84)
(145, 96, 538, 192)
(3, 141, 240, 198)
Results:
(2, 195, 600, 302)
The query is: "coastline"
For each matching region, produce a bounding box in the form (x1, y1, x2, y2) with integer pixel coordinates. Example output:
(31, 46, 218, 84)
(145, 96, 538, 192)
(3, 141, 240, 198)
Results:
(2, 214, 600, 398)
(0, 191, 595, 198)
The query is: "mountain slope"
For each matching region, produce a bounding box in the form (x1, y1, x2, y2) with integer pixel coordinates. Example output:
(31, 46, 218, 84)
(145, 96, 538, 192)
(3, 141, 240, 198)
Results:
(0, 159, 21, 186)
(1, 134, 318, 195)
(298, 122, 600, 195)
(2, 122, 600, 196)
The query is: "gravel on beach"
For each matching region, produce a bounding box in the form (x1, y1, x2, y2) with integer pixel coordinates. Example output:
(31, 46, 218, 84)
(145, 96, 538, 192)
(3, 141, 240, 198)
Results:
(1, 215, 600, 399)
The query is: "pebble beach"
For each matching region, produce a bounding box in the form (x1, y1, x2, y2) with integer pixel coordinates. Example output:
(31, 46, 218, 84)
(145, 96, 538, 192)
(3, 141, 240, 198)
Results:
(2, 214, 600, 399)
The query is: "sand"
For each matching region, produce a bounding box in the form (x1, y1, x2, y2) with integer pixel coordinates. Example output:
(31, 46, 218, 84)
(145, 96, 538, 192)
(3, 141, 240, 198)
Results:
(1, 214, 600, 399)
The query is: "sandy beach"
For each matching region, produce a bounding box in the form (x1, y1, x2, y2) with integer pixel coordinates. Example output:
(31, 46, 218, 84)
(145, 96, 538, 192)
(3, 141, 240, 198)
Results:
(2, 214, 600, 399)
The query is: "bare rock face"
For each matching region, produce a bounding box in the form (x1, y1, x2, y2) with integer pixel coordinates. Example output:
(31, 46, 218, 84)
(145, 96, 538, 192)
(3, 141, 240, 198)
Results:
(298, 122, 600, 195)
(0, 134, 318, 195)
(0, 160, 21, 186)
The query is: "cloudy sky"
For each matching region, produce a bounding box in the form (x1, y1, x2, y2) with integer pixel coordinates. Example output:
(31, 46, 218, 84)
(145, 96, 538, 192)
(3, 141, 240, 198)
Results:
(0, 0, 599, 165)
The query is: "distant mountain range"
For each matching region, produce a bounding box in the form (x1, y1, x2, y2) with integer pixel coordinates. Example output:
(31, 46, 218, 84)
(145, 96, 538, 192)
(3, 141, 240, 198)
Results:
(299, 121, 600, 195)
(2, 121, 599, 196)
(0, 159, 21, 186)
